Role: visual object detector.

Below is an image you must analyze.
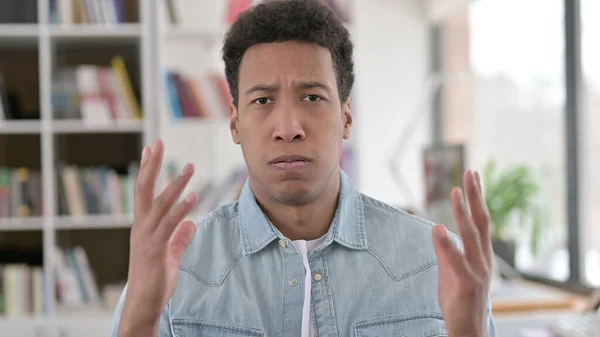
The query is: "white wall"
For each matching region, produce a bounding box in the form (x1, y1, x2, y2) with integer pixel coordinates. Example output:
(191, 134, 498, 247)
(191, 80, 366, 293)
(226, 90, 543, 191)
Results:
(353, 0, 432, 209)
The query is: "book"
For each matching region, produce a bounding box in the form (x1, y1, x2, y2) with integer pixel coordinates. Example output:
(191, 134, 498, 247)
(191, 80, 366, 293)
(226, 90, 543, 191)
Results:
(0, 167, 42, 219)
(51, 0, 126, 24)
(56, 164, 137, 217)
(163, 69, 230, 120)
(0, 264, 43, 317)
(52, 60, 141, 123)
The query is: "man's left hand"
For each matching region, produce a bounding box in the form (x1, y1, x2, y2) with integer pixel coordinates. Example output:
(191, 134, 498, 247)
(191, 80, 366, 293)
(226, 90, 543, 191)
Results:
(432, 170, 493, 337)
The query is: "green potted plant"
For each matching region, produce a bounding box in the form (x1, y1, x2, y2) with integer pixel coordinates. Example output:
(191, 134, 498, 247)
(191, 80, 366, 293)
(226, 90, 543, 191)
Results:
(482, 159, 544, 268)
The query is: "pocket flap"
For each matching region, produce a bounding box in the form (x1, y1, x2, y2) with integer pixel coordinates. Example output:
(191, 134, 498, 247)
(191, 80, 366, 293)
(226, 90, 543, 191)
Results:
(354, 313, 447, 337)
(172, 320, 264, 337)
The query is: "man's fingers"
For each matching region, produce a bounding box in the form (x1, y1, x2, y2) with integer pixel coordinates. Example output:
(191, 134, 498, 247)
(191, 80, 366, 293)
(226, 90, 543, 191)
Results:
(157, 191, 198, 240)
(466, 170, 493, 268)
(432, 224, 470, 276)
(169, 220, 198, 263)
(140, 145, 151, 167)
(149, 163, 195, 227)
(134, 140, 165, 217)
(133, 145, 151, 218)
(474, 171, 482, 191)
(451, 186, 486, 271)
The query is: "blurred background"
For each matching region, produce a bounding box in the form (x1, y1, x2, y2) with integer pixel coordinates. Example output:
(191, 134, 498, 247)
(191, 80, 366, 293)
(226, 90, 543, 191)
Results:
(0, 0, 598, 336)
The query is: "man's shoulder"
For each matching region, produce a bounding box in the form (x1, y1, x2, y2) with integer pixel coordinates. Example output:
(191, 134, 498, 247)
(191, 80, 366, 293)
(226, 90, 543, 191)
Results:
(360, 193, 461, 280)
(194, 200, 241, 229)
(361, 193, 460, 241)
(361, 194, 437, 232)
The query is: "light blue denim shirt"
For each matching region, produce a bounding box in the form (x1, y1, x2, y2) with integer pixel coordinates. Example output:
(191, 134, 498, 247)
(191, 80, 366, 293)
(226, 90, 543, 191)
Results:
(110, 169, 496, 337)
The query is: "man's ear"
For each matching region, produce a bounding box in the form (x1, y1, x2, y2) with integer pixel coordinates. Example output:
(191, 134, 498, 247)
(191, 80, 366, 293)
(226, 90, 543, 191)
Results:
(342, 97, 352, 140)
(230, 101, 240, 145)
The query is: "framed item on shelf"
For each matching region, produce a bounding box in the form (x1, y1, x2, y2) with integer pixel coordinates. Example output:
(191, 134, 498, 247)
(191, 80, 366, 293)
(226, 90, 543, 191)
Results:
(423, 143, 465, 206)
(422, 143, 465, 235)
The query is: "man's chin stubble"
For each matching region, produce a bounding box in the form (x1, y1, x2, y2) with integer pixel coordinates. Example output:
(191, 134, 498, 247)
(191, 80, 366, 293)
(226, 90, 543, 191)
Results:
(272, 189, 317, 206)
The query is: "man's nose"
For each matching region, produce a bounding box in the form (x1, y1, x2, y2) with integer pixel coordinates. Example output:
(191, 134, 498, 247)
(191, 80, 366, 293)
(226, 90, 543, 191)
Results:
(271, 103, 306, 142)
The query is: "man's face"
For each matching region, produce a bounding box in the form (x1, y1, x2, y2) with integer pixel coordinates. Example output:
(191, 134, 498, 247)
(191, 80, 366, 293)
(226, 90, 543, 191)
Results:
(230, 41, 352, 205)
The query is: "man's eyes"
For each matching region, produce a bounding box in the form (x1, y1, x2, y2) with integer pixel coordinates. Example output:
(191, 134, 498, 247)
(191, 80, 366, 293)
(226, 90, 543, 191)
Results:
(252, 97, 273, 105)
(302, 95, 324, 102)
(252, 95, 324, 105)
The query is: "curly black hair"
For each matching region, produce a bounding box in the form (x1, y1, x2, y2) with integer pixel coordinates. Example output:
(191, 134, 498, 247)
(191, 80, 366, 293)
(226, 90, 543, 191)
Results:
(221, 0, 355, 107)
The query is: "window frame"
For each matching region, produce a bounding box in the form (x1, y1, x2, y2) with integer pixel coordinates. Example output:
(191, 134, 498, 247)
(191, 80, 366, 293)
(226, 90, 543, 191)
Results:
(430, 0, 594, 293)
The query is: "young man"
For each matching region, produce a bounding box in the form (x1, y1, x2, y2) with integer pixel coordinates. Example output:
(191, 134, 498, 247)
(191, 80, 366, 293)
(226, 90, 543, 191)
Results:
(111, 1, 497, 336)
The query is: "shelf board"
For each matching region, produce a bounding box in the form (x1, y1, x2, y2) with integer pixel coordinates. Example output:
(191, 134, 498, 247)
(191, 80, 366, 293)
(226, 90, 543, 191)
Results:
(167, 117, 230, 125)
(0, 215, 135, 231)
(0, 120, 144, 134)
(0, 24, 39, 38)
(52, 119, 144, 134)
(0, 217, 44, 231)
(55, 214, 133, 230)
(49, 24, 141, 41)
(0, 120, 42, 134)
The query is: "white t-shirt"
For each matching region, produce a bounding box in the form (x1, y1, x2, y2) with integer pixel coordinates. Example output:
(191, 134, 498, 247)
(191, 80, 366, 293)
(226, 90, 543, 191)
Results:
(292, 236, 326, 337)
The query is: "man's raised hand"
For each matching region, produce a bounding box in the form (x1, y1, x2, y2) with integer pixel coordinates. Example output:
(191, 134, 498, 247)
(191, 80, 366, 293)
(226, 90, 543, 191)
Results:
(433, 170, 493, 337)
(118, 140, 198, 337)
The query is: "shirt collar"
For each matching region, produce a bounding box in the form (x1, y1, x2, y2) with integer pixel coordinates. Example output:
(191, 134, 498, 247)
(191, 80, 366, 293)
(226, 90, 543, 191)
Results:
(238, 168, 367, 255)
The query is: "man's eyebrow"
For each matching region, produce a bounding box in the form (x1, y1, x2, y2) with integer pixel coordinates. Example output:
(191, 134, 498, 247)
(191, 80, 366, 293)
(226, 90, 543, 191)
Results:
(298, 81, 331, 91)
(243, 81, 331, 95)
(244, 84, 278, 95)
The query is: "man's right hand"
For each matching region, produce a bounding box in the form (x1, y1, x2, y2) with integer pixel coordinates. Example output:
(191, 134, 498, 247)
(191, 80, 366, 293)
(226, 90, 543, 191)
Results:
(118, 140, 198, 337)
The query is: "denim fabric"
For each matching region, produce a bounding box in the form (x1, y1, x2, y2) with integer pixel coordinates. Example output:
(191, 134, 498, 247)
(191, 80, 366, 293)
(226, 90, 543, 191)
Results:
(109, 169, 496, 337)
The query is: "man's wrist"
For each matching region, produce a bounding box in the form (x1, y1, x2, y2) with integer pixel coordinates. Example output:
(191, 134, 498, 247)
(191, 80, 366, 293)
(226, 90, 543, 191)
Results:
(450, 332, 487, 337)
(118, 303, 161, 337)
(118, 317, 159, 337)
(448, 327, 487, 337)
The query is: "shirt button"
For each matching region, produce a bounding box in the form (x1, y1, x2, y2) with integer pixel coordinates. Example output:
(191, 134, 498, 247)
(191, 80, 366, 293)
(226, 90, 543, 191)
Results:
(289, 278, 298, 287)
(313, 273, 322, 282)
(279, 239, 287, 248)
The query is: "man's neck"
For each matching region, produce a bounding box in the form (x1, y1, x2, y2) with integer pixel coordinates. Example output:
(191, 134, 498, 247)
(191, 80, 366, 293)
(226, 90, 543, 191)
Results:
(252, 176, 340, 241)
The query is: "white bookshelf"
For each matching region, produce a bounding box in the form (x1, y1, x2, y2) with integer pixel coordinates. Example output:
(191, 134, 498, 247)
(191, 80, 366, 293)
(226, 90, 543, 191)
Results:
(0, 0, 357, 336)
(0, 24, 40, 38)
(0, 217, 45, 231)
(0, 0, 156, 336)
(0, 120, 43, 134)
(154, 0, 246, 208)
(51, 119, 144, 134)
(0, 120, 145, 134)
(48, 23, 141, 39)
(0, 215, 133, 232)
(54, 214, 134, 230)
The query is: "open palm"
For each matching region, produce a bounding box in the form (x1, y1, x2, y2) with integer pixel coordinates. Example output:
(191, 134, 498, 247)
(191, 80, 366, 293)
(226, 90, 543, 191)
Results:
(433, 170, 493, 337)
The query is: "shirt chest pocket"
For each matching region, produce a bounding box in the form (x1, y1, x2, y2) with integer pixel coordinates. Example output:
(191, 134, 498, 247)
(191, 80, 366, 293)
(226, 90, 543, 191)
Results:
(353, 314, 448, 337)
(172, 320, 265, 337)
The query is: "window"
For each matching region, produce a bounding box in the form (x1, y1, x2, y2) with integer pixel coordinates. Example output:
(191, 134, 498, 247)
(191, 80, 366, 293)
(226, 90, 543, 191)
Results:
(581, 0, 600, 287)
(437, 0, 568, 281)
